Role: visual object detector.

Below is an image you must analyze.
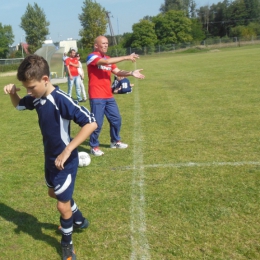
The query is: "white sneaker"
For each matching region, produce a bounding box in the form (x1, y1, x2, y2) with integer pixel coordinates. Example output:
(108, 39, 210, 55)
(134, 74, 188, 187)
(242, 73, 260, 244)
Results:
(90, 147, 104, 156)
(110, 141, 128, 149)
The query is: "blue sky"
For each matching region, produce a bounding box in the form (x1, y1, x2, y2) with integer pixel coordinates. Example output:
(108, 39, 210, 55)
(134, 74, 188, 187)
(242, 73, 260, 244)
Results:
(1, 0, 218, 46)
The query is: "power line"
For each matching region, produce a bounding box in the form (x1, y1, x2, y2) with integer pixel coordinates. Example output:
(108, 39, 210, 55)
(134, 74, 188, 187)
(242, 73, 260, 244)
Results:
(201, 17, 260, 25)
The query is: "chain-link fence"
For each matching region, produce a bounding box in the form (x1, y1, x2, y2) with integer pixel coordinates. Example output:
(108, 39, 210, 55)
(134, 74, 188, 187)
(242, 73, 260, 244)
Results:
(0, 58, 23, 65)
(113, 35, 260, 56)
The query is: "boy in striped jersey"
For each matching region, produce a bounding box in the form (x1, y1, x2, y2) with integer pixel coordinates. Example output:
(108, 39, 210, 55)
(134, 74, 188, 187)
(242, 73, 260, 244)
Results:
(3, 54, 97, 260)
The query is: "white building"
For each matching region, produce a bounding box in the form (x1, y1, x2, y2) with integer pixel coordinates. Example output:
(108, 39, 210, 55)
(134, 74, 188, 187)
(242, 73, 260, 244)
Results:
(59, 39, 78, 53)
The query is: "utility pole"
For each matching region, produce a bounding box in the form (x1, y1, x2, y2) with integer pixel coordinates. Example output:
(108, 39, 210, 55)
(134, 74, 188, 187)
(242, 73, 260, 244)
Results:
(106, 11, 117, 46)
(21, 35, 24, 58)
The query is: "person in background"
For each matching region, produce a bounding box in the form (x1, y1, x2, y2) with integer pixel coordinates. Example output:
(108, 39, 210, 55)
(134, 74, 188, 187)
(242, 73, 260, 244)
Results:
(86, 35, 145, 156)
(76, 53, 87, 102)
(3, 54, 97, 260)
(62, 52, 68, 78)
(66, 49, 83, 102)
(111, 75, 134, 94)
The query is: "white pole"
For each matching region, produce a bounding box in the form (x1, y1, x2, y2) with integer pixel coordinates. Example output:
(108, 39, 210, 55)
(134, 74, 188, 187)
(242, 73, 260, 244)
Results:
(21, 36, 24, 58)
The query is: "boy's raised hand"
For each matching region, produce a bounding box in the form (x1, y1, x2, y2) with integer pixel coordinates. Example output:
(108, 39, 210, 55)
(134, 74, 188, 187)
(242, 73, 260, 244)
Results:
(4, 84, 21, 95)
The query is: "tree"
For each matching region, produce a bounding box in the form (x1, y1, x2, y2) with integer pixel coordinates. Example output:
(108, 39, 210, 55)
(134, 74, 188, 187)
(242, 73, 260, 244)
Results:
(153, 10, 192, 44)
(190, 19, 205, 43)
(247, 22, 260, 35)
(160, 0, 182, 13)
(229, 0, 248, 27)
(120, 32, 134, 48)
(189, 0, 197, 18)
(197, 0, 232, 37)
(79, 0, 107, 49)
(196, 0, 260, 38)
(160, 0, 192, 16)
(20, 3, 50, 54)
(0, 23, 14, 58)
(130, 20, 158, 54)
(244, 0, 260, 23)
(230, 25, 256, 39)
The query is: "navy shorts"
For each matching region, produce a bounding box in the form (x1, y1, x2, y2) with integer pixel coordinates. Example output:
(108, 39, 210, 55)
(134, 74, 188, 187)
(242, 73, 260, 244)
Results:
(45, 156, 78, 201)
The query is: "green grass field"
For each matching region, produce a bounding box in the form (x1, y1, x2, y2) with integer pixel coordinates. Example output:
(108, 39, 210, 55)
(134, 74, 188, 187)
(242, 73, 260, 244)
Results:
(0, 45, 260, 259)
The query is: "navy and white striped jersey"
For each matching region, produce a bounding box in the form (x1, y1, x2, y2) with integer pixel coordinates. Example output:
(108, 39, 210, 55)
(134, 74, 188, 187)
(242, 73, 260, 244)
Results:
(17, 86, 95, 169)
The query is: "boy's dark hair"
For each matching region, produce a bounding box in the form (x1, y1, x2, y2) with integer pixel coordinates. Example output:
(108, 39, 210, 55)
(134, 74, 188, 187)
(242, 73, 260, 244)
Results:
(17, 54, 50, 82)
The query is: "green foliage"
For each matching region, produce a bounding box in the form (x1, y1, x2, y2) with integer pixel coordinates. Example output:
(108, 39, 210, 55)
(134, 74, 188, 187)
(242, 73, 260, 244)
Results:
(244, 0, 260, 21)
(0, 63, 19, 73)
(248, 22, 260, 35)
(77, 47, 93, 62)
(79, 0, 107, 49)
(198, 0, 260, 38)
(153, 10, 193, 44)
(0, 23, 14, 58)
(190, 19, 205, 43)
(160, 0, 183, 13)
(131, 20, 157, 53)
(106, 46, 127, 57)
(160, 0, 192, 16)
(229, 0, 248, 26)
(20, 3, 50, 54)
(230, 25, 256, 39)
(120, 32, 134, 49)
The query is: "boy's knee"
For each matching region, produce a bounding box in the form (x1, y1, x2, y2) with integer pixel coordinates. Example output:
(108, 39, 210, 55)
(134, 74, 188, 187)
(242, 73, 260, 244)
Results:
(57, 200, 72, 217)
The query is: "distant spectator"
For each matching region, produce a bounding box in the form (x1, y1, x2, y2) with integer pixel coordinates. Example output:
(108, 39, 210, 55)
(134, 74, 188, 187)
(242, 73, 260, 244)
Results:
(66, 49, 83, 102)
(112, 76, 134, 94)
(62, 52, 68, 78)
(76, 53, 87, 101)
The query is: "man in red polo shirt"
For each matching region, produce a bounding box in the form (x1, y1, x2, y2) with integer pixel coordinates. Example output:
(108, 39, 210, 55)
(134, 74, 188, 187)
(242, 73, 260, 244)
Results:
(66, 49, 83, 102)
(86, 36, 145, 156)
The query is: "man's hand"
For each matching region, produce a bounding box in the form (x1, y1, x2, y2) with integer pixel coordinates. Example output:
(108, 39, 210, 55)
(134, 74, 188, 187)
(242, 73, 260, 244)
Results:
(132, 69, 145, 79)
(4, 84, 21, 95)
(128, 52, 140, 62)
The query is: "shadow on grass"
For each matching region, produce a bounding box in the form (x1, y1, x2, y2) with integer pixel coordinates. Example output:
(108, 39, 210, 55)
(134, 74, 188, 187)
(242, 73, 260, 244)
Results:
(98, 143, 111, 149)
(78, 141, 111, 153)
(0, 202, 60, 255)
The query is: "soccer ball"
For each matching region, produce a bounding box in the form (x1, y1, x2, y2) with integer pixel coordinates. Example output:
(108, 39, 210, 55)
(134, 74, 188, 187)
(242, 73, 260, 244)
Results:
(78, 151, 91, 167)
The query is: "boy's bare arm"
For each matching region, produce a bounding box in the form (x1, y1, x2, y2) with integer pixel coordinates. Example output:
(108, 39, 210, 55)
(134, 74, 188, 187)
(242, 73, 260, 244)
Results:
(55, 122, 98, 170)
(3, 84, 21, 107)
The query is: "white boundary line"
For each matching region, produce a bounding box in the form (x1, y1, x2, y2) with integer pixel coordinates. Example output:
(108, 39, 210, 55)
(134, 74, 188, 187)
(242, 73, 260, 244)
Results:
(130, 63, 151, 260)
(123, 161, 260, 171)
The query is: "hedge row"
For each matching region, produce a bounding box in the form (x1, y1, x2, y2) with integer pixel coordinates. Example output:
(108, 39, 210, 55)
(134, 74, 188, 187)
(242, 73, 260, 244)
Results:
(0, 64, 20, 73)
